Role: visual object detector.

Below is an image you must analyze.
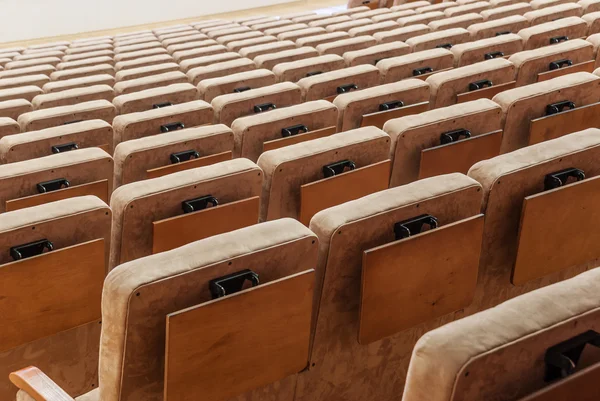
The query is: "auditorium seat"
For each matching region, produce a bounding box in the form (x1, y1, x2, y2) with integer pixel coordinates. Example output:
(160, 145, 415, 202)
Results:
(198, 69, 277, 102)
(239, 40, 296, 59)
(316, 36, 377, 56)
(0, 86, 41, 103)
(524, 3, 584, 25)
(112, 83, 198, 114)
(273, 54, 345, 82)
(344, 42, 411, 67)
(42, 74, 115, 93)
(467, 15, 529, 39)
(254, 47, 319, 70)
(115, 55, 171, 72)
(32, 85, 114, 109)
(0, 65, 55, 79)
(17, 99, 115, 131)
(0, 118, 20, 138)
(373, 24, 431, 44)
(378, 48, 454, 82)
(405, 28, 471, 51)
(178, 52, 240, 72)
(428, 13, 484, 31)
(113, 71, 188, 95)
(114, 63, 180, 82)
(187, 58, 257, 86)
(172, 44, 228, 63)
(397, 11, 446, 27)
(0, 74, 50, 91)
(296, 32, 352, 48)
(450, 33, 523, 66)
(518, 16, 588, 50)
(297, 64, 380, 101)
(481, 2, 532, 20)
(277, 27, 327, 42)
(50, 64, 115, 81)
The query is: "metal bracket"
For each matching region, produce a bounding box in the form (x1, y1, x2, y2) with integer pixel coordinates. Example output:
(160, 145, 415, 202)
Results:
(182, 195, 219, 214)
(550, 35, 569, 44)
(484, 51, 504, 60)
(413, 66, 433, 76)
(209, 269, 260, 299)
(337, 84, 358, 94)
(170, 149, 200, 164)
(546, 100, 575, 116)
(37, 178, 70, 193)
(440, 129, 471, 145)
(233, 86, 251, 93)
(63, 120, 83, 125)
(379, 100, 404, 111)
(469, 79, 493, 91)
(10, 239, 54, 261)
(160, 122, 185, 133)
(549, 59, 572, 70)
(323, 159, 356, 178)
(394, 214, 439, 240)
(306, 71, 323, 77)
(153, 102, 173, 109)
(544, 168, 585, 190)
(282, 124, 308, 138)
(495, 31, 510, 36)
(253, 103, 276, 113)
(51, 142, 79, 154)
(545, 330, 600, 381)
(435, 43, 452, 49)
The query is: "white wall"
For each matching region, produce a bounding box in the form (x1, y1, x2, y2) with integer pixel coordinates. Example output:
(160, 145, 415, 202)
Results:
(0, 0, 297, 42)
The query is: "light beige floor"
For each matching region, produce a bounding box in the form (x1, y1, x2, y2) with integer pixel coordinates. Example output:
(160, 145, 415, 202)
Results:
(3, 0, 344, 48)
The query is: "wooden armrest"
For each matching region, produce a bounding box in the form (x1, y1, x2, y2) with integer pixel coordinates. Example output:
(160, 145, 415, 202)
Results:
(9, 367, 74, 401)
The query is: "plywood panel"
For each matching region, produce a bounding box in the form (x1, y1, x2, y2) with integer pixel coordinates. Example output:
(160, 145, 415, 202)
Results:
(152, 196, 259, 253)
(146, 151, 233, 179)
(299, 160, 391, 225)
(513, 176, 600, 285)
(263, 126, 336, 152)
(518, 363, 600, 401)
(456, 81, 516, 103)
(164, 270, 314, 401)
(528, 103, 600, 145)
(359, 215, 484, 344)
(537, 60, 595, 82)
(5, 180, 109, 212)
(0, 239, 104, 352)
(361, 102, 429, 129)
(418, 130, 502, 179)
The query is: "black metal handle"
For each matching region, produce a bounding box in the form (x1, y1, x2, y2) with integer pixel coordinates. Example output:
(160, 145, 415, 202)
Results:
(37, 178, 70, 193)
(374, 57, 389, 65)
(544, 168, 585, 190)
(550, 35, 569, 44)
(440, 129, 471, 145)
(323, 159, 356, 178)
(170, 149, 200, 164)
(545, 330, 600, 381)
(495, 31, 510, 36)
(379, 100, 404, 111)
(160, 122, 185, 133)
(549, 59, 572, 70)
(182, 195, 219, 214)
(306, 71, 323, 77)
(209, 269, 260, 299)
(281, 124, 308, 138)
(51, 142, 78, 154)
(337, 84, 358, 94)
(484, 51, 504, 60)
(153, 102, 173, 109)
(546, 100, 575, 116)
(413, 66, 433, 76)
(253, 103, 276, 113)
(394, 214, 439, 240)
(435, 43, 452, 49)
(10, 239, 54, 261)
(233, 86, 251, 93)
(469, 79, 493, 91)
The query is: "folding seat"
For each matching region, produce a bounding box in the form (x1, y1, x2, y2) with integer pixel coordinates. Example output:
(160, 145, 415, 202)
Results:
(481, 2, 533, 20)
(32, 85, 114, 109)
(65, 43, 112, 55)
(113, 124, 233, 187)
(531, 0, 575, 9)
(326, 18, 374, 32)
(113, 41, 163, 56)
(373, 24, 431, 43)
(0, 118, 19, 137)
(198, 69, 277, 102)
(0, 86, 43, 103)
(50, 64, 115, 81)
(293, 14, 333, 24)
(428, 13, 484, 30)
(237, 15, 271, 24)
(187, 58, 257, 86)
(351, 8, 394, 20)
(238, 39, 296, 59)
(191, 19, 230, 30)
(0, 64, 56, 79)
(212, 82, 302, 126)
(277, 27, 327, 42)
(153, 25, 192, 35)
(308, 16, 352, 28)
(406, 28, 472, 52)
(252, 19, 295, 32)
(493, 71, 600, 152)
(524, 3, 583, 25)
(114, 36, 157, 47)
(316, 36, 377, 56)
(468, 15, 530, 39)
(296, 32, 352, 48)
(398, 11, 446, 27)
(264, 23, 310, 36)
(113, 63, 180, 82)
(580, 0, 600, 12)
(0, 99, 32, 121)
(62, 50, 115, 62)
(281, 11, 316, 20)
(297, 64, 380, 102)
(113, 71, 188, 96)
(42, 74, 115, 93)
(273, 54, 345, 82)
(337, 5, 371, 15)
(254, 47, 319, 70)
(230, 100, 337, 162)
(0, 47, 25, 54)
(583, 11, 600, 34)
(0, 58, 12, 68)
(0, 52, 20, 60)
(404, 267, 600, 401)
(299, 173, 484, 401)
(172, 44, 228, 64)
(445, 1, 491, 17)
(348, 21, 401, 37)
(0, 74, 50, 91)
(199, 23, 241, 35)
(14, 50, 64, 60)
(113, 54, 170, 73)
(510, 38, 594, 84)
(370, 10, 417, 23)
(161, 33, 209, 47)
(113, 48, 168, 63)
(166, 39, 219, 56)
(207, 26, 253, 40)
(112, 82, 197, 114)
(112, 100, 212, 146)
(258, 126, 390, 223)
(0, 119, 113, 162)
(217, 31, 264, 46)
(519, 17, 588, 50)
(378, 48, 455, 83)
(344, 42, 411, 66)
(157, 30, 200, 42)
(114, 29, 153, 39)
(0, 147, 112, 212)
(415, 2, 460, 13)
(450, 33, 524, 66)
(0, 196, 110, 400)
(5, 57, 61, 70)
(384, 98, 502, 186)
(18, 100, 116, 132)
(28, 41, 70, 50)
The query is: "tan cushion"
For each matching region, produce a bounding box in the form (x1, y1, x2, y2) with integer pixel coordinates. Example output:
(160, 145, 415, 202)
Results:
(113, 71, 188, 96)
(309, 16, 352, 28)
(345, 42, 411, 67)
(0, 74, 50, 91)
(429, 13, 484, 31)
(0, 65, 55, 79)
(371, 10, 417, 23)
(230, 100, 338, 161)
(391, 1, 431, 11)
(65, 43, 112, 55)
(583, 11, 600, 34)
(167, 39, 219, 55)
(113, 124, 234, 187)
(297, 64, 381, 101)
(187, 58, 256, 86)
(264, 23, 310, 36)
(179, 52, 241, 72)
(112, 83, 198, 114)
(18, 99, 116, 132)
(383, 98, 502, 186)
(254, 47, 319, 70)
(42, 74, 115, 94)
(32, 85, 114, 109)
(63, 50, 114, 62)
(238, 40, 296, 59)
(257, 126, 390, 221)
(406, 28, 471, 52)
(518, 16, 588, 50)
(482, 2, 532, 21)
(349, 21, 400, 37)
(579, 0, 600, 12)
(0, 117, 20, 139)
(378, 48, 454, 83)
(373, 24, 431, 43)
(492, 71, 600, 151)
(161, 33, 209, 47)
(112, 100, 212, 145)
(57, 56, 114, 70)
(0, 119, 113, 163)
(278, 27, 327, 41)
(198, 69, 277, 102)
(252, 19, 295, 32)
(508, 38, 593, 85)
(326, 18, 373, 32)
(450, 33, 524, 66)
(5, 57, 61, 70)
(50, 64, 115, 81)
(227, 36, 278, 52)
(0, 86, 43, 103)
(445, 1, 491, 17)
(114, 41, 162, 55)
(398, 11, 446, 27)
(531, 0, 575, 9)
(273, 55, 345, 83)
(468, 15, 530, 40)
(296, 32, 351, 48)
(524, 3, 583, 25)
(172, 44, 228, 63)
(416, 2, 459, 13)
(114, 63, 180, 82)
(207, 26, 252, 39)
(316, 36, 377, 56)
(0, 99, 32, 121)
(113, 48, 169, 63)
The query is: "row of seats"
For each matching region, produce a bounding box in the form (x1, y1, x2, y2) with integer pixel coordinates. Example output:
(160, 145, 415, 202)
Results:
(2, 2, 600, 401)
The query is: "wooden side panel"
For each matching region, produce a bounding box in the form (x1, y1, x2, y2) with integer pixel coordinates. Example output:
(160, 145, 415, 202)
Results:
(536, 60, 595, 82)
(5, 180, 109, 212)
(152, 196, 260, 253)
(518, 363, 600, 401)
(418, 131, 503, 179)
(164, 270, 315, 401)
(146, 151, 233, 179)
(359, 215, 484, 345)
(262, 126, 336, 153)
(360, 102, 429, 129)
(299, 160, 391, 226)
(528, 103, 600, 145)
(456, 81, 516, 103)
(513, 176, 600, 285)
(0, 239, 104, 352)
